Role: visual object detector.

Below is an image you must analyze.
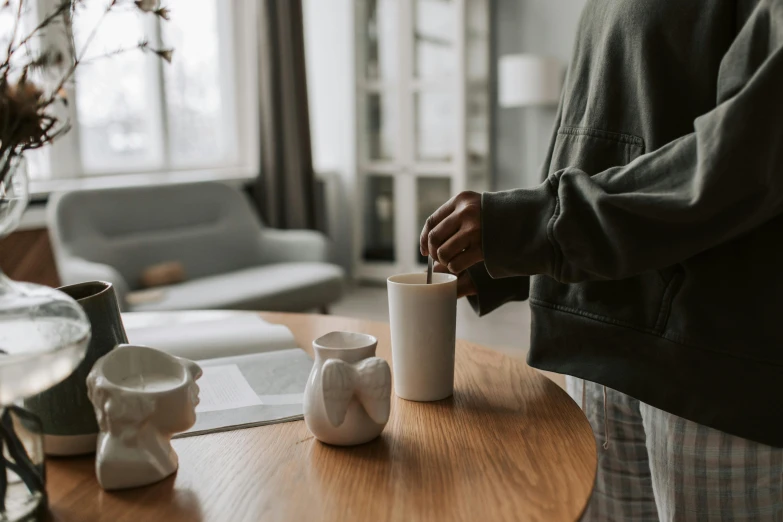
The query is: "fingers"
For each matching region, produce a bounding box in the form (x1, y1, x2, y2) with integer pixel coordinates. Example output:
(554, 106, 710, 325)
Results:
(446, 247, 483, 274)
(420, 192, 482, 262)
(429, 203, 482, 268)
(431, 261, 477, 298)
(432, 261, 451, 273)
(420, 197, 457, 256)
(427, 213, 462, 264)
(434, 232, 470, 267)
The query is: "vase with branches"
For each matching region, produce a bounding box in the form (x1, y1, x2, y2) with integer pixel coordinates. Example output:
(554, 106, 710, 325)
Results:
(0, 1, 172, 520)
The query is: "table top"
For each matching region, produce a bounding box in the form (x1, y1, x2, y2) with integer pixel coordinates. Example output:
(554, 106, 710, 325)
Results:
(47, 312, 596, 522)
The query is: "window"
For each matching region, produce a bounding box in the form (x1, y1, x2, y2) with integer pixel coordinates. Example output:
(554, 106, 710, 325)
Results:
(23, 0, 257, 183)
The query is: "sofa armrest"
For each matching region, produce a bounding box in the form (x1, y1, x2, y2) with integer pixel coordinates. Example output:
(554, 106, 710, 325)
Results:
(258, 229, 331, 264)
(58, 256, 130, 309)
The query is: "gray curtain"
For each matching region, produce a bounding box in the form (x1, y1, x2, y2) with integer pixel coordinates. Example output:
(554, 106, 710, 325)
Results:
(254, 0, 315, 230)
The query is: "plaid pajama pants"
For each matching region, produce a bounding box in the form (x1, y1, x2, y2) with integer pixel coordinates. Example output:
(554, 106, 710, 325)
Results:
(567, 377, 783, 521)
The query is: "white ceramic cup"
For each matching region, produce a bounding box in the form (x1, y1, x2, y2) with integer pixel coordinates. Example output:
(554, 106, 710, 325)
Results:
(387, 272, 457, 402)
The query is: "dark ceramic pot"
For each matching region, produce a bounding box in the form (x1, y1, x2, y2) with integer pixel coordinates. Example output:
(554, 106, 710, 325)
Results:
(24, 281, 128, 456)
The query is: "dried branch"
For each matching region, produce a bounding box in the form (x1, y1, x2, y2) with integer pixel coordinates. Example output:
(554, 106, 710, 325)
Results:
(4, 0, 24, 68)
(0, 0, 173, 187)
(41, 0, 114, 109)
(8, 1, 72, 64)
(80, 41, 150, 65)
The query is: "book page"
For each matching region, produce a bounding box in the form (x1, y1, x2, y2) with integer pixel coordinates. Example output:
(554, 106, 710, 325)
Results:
(122, 311, 298, 360)
(195, 365, 263, 413)
(175, 348, 314, 438)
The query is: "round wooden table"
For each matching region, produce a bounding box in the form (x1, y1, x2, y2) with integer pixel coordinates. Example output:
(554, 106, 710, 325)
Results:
(46, 312, 596, 522)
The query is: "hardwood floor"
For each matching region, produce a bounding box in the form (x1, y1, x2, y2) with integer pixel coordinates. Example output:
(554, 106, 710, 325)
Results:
(0, 228, 61, 287)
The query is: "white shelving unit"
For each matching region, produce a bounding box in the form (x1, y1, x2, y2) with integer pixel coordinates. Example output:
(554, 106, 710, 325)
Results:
(354, 0, 491, 282)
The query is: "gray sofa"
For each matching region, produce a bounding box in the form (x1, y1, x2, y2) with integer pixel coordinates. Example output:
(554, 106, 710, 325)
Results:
(47, 182, 345, 312)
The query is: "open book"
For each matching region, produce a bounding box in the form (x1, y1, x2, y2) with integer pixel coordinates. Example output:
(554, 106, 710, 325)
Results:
(121, 311, 313, 437)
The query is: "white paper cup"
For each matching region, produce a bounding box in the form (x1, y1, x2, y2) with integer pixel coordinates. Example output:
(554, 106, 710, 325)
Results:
(387, 272, 457, 402)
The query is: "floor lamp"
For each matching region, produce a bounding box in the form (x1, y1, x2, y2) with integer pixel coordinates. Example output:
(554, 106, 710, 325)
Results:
(498, 54, 563, 184)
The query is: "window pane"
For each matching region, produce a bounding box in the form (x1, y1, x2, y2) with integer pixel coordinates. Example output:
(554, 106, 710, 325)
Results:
(366, 93, 395, 161)
(414, 0, 455, 79)
(361, 0, 397, 81)
(24, 149, 51, 181)
(363, 175, 395, 262)
(415, 91, 453, 162)
(162, 0, 229, 167)
(73, 1, 163, 173)
(416, 177, 450, 263)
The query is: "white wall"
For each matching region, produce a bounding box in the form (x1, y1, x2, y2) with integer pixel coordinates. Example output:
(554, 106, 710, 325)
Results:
(493, 0, 586, 190)
(302, 0, 355, 274)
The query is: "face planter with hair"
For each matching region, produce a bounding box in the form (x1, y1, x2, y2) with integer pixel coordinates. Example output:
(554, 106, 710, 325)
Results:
(87, 344, 202, 491)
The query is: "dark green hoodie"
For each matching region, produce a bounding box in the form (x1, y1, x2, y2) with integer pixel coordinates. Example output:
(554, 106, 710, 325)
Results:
(468, 0, 783, 446)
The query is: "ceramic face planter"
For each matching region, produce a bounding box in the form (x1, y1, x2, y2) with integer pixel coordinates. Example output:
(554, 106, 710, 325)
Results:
(304, 332, 391, 446)
(86, 344, 202, 490)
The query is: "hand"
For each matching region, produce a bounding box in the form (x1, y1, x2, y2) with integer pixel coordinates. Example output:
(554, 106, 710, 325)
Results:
(420, 191, 483, 274)
(419, 192, 484, 274)
(433, 261, 477, 298)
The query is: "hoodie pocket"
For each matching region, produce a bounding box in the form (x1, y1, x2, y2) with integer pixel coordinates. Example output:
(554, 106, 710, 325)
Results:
(533, 125, 680, 333)
(548, 126, 644, 176)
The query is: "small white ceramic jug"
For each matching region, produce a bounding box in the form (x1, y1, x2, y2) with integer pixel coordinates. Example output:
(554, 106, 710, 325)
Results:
(86, 344, 202, 490)
(304, 332, 391, 446)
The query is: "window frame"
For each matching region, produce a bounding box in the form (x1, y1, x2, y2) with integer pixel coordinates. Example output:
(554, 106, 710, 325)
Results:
(28, 0, 259, 196)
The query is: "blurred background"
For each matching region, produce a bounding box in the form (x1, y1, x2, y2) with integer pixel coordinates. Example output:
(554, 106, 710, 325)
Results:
(1, 0, 584, 377)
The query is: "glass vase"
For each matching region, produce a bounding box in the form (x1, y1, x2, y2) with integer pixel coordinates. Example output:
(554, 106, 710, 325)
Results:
(0, 157, 91, 521)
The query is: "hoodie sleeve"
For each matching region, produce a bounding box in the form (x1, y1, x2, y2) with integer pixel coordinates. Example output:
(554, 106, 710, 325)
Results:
(481, 0, 783, 283)
(464, 72, 568, 317)
(466, 264, 529, 317)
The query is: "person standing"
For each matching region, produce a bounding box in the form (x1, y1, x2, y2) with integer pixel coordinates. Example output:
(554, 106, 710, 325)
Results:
(421, 1, 783, 520)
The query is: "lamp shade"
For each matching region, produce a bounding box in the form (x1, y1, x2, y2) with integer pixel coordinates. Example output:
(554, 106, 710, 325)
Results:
(498, 54, 562, 108)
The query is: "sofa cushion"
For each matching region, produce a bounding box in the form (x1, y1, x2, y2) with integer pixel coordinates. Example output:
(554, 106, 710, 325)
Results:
(129, 263, 345, 313)
(51, 182, 267, 286)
